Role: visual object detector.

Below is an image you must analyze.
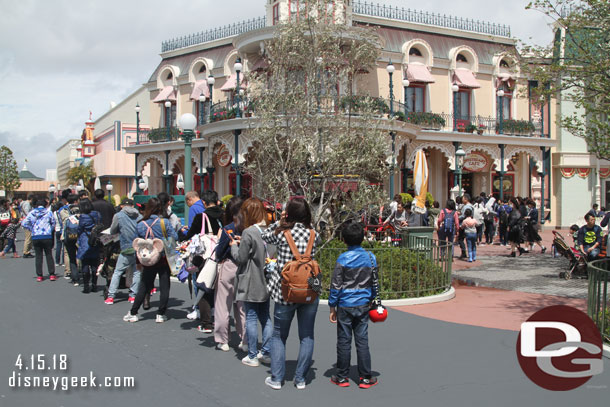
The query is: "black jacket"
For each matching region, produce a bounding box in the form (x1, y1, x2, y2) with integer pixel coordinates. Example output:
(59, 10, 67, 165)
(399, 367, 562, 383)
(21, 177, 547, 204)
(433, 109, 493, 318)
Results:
(184, 205, 224, 241)
(92, 199, 116, 229)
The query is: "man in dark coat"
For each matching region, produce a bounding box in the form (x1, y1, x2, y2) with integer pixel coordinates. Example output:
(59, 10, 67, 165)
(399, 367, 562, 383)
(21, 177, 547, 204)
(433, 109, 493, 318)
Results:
(92, 189, 116, 229)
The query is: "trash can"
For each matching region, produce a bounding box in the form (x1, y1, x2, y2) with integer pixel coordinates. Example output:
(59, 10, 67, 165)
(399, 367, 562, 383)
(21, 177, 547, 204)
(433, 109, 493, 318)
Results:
(400, 227, 434, 250)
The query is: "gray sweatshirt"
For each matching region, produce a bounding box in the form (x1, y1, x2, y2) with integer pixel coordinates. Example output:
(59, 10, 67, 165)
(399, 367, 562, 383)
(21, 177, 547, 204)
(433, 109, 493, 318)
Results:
(231, 225, 269, 303)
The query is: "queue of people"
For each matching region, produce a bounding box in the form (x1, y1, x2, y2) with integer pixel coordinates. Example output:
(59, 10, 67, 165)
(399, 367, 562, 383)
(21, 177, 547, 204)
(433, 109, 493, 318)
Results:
(6, 189, 379, 390)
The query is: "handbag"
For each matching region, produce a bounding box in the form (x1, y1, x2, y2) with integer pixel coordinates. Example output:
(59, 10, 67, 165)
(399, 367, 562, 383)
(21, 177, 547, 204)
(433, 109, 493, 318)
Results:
(194, 214, 221, 290)
(159, 219, 180, 276)
(254, 224, 277, 286)
(367, 251, 387, 323)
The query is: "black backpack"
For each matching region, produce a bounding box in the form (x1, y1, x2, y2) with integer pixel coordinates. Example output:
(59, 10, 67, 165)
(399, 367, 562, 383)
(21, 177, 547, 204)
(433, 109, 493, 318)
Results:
(442, 209, 455, 234)
(88, 219, 105, 248)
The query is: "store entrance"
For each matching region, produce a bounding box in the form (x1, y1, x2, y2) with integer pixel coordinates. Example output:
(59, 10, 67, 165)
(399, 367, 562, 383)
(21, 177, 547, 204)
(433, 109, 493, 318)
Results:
(461, 173, 473, 197)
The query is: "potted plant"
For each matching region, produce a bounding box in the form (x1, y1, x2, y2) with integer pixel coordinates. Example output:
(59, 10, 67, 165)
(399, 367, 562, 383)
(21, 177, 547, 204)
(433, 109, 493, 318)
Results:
(477, 124, 486, 135)
(465, 123, 477, 133)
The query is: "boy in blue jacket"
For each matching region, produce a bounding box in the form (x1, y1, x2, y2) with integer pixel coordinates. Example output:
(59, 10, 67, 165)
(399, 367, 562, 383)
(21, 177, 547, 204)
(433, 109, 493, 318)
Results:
(329, 221, 378, 389)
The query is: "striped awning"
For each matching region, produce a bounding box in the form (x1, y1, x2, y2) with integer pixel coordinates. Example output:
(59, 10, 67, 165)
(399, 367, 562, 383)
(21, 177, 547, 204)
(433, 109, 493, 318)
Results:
(453, 68, 481, 89)
(152, 86, 177, 103)
(190, 80, 210, 101)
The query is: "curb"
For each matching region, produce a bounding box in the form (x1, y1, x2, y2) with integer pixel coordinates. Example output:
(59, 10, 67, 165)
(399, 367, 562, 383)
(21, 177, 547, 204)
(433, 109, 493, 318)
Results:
(604, 344, 610, 360)
(319, 287, 456, 307)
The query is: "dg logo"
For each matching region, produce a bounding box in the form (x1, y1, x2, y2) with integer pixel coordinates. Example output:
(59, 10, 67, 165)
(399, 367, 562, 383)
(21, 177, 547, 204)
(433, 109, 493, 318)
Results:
(516, 305, 604, 391)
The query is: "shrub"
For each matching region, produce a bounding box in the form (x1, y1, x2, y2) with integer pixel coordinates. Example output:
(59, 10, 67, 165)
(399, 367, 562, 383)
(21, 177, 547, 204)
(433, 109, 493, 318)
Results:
(465, 123, 477, 133)
(221, 194, 233, 207)
(397, 111, 446, 128)
(316, 240, 449, 300)
(501, 119, 536, 135)
(148, 127, 179, 142)
(400, 193, 413, 205)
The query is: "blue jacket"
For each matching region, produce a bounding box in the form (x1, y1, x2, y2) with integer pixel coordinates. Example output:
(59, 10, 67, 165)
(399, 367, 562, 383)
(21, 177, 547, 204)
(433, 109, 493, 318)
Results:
(110, 206, 142, 251)
(328, 246, 377, 308)
(188, 200, 205, 229)
(136, 215, 178, 240)
(22, 207, 56, 240)
(77, 211, 101, 260)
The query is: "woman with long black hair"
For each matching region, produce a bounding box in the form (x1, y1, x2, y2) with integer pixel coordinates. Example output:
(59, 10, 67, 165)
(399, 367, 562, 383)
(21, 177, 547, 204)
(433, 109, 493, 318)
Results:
(123, 197, 177, 323)
(507, 197, 524, 257)
(76, 198, 101, 293)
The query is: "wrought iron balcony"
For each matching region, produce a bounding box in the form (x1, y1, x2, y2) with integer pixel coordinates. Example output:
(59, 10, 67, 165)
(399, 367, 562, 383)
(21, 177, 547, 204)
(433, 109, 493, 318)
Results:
(353, 1, 511, 37)
(146, 127, 181, 143)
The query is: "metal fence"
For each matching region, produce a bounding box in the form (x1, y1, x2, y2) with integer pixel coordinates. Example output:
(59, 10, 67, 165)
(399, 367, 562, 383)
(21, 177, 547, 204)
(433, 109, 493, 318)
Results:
(162, 17, 267, 53)
(353, 1, 511, 37)
(316, 236, 452, 300)
(588, 259, 610, 344)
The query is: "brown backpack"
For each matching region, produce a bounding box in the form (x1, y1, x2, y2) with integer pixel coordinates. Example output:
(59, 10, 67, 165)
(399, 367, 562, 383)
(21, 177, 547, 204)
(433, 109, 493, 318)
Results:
(280, 229, 321, 303)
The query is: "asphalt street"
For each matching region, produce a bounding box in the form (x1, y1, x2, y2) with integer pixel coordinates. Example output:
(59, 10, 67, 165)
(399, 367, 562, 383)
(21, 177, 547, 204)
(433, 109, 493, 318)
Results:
(1, 244, 609, 407)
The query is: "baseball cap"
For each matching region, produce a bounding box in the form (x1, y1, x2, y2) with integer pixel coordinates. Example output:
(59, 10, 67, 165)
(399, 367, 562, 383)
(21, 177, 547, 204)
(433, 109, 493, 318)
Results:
(121, 198, 134, 206)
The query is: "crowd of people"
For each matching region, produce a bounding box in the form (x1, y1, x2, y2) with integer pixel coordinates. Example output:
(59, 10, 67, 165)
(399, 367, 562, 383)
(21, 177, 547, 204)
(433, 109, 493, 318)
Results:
(1, 189, 380, 390)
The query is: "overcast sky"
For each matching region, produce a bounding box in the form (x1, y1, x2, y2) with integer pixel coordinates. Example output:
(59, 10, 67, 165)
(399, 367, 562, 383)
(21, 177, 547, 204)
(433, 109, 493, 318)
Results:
(0, 0, 556, 178)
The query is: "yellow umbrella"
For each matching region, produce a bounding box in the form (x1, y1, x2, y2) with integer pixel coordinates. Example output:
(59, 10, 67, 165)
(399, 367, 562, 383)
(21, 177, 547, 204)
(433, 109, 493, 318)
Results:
(413, 149, 428, 214)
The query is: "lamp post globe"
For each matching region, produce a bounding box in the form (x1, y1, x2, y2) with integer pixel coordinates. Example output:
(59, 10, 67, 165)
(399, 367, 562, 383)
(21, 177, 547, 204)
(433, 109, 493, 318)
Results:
(207, 75, 215, 122)
(402, 79, 409, 88)
(49, 183, 56, 201)
(452, 84, 459, 93)
(138, 179, 146, 191)
(234, 57, 242, 118)
(455, 146, 466, 194)
(497, 89, 505, 134)
(106, 180, 113, 201)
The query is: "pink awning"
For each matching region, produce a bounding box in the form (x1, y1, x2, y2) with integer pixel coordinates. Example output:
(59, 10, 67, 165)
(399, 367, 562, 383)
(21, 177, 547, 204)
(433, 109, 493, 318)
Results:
(405, 64, 435, 83)
(220, 74, 247, 92)
(453, 69, 481, 89)
(152, 86, 177, 103)
(190, 80, 210, 101)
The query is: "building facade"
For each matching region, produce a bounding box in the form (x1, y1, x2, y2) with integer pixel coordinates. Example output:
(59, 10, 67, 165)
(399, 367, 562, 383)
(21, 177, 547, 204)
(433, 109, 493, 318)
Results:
(124, 0, 557, 222)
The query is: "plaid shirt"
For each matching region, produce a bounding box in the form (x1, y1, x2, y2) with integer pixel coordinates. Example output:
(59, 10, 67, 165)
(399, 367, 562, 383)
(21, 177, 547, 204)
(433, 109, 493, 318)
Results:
(261, 222, 321, 305)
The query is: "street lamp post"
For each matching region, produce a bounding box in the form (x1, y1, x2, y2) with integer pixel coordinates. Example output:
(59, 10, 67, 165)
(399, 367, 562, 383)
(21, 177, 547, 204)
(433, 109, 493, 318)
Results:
(138, 178, 147, 194)
(106, 180, 113, 202)
(135, 103, 141, 144)
(455, 144, 466, 194)
(165, 100, 172, 141)
(402, 78, 410, 116)
(234, 58, 242, 119)
(497, 89, 505, 134)
(387, 61, 395, 116)
(452, 84, 459, 131)
(49, 184, 56, 201)
(179, 113, 197, 226)
(207, 75, 215, 122)
(199, 92, 205, 125)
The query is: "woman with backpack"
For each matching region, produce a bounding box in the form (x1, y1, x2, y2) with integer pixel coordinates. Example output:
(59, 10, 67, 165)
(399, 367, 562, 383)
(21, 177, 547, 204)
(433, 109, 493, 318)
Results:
(21, 198, 57, 281)
(123, 197, 178, 323)
(62, 194, 81, 286)
(261, 197, 321, 390)
(214, 196, 247, 352)
(76, 198, 102, 293)
(230, 198, 272, 366)
(507, 198, 525, 257)
(436, 199, 459, 257)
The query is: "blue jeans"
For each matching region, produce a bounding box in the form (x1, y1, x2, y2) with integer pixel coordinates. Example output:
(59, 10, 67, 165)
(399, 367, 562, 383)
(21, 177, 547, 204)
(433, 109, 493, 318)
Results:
(3, 238, 16, 254)
(244, 300, 272, 359)
(437, 229, 454, 257)
(55, 231, 63, 264)
(466, 232, 477, 261)
(584, 246, 600, 261)
(270, 299, 319, 384)
(108, 253, 140, 299)
(336, 304, 371, 379)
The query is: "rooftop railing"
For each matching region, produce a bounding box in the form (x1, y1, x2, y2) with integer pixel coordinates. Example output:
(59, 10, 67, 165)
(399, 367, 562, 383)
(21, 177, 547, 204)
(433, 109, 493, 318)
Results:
(353, 1, 511, 38)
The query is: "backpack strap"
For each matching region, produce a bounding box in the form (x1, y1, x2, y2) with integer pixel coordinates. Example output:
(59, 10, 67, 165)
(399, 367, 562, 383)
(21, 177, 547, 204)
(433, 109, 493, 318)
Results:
(144, 218, 159, 240)
(283, 230, 302, 260)
(200, 213, 214, 236)
(160, 218, 167, 239)
(304, 229, 315, 258)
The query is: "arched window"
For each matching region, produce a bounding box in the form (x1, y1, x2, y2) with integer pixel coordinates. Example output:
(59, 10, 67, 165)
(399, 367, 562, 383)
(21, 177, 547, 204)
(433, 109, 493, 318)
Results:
(166, 72, 173, 80)
(456, 53, 468, 63)
(500, 59, 510, 68)
(409, 47, 423, 57)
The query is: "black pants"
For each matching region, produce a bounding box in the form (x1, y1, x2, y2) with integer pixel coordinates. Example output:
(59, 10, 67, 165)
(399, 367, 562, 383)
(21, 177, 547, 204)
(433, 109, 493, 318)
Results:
(81, 258, 99, 288)
(198, 290, 215, 329)
(64, 241, 78, 283)
(457, 229, 466, 256)
(484, 220, 495, 244)
(336, 304, 372, 379)
(131, 259, 171, 316)
(33, 239, 55, 277)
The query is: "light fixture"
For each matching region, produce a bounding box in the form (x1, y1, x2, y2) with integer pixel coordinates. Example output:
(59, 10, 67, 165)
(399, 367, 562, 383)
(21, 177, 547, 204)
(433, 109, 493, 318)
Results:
(199, 92, 206, 103)
(452, 84, 459, 93)
(207, 75, 215, 86)
(176, 179, 185, 190)
(49, 184, 56, 193)
(234, 58, 242, 73)
(497, 89, 505, 97)
(402, 79, 410, 88)
(106, 181, 114, 191)
(138, 179, 146, 190)
(386, 62, 395, 74)
(164, 100, 171, 108)
(135, 103, 141, 113)
(179, 113, 197, 131)
(456, 146, 466, 166)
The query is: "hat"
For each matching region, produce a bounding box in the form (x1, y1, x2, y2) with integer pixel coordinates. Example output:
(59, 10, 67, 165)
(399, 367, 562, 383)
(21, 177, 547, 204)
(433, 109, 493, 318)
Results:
(121, 198, 134, 206)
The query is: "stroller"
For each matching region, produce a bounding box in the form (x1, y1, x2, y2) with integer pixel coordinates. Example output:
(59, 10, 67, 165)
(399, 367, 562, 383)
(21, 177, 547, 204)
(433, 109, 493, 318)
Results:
(100, 238, 133, 299)
(551, 231, 588, 280)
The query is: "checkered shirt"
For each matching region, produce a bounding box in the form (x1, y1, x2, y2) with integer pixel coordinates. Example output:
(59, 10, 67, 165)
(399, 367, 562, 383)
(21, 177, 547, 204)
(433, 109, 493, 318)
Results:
(261, 222, 321, 305)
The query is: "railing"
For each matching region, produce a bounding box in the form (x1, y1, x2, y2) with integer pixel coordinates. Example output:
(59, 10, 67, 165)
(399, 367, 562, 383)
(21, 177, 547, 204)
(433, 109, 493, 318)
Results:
(208, 97, 253, 124)
(316, 236, 452, 300)
(161, 17, 266, 53)
(353, 1, 511, 38)
(588, 259, 610, 344)
(147, 127, 181, 143)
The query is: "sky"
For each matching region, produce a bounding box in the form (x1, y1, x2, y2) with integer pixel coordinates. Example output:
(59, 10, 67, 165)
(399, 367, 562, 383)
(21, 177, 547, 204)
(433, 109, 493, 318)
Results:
(0, 0, 557, 179)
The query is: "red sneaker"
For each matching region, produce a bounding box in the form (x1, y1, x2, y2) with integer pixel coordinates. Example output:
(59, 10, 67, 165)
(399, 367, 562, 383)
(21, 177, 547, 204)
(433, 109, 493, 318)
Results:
(330, 376, 350, 387)
(49, 275, 57, 281)
(104, 297, 114, 305)
(358, 377, 378, 389)
(128, 296, 135, 303)
(150, 288, 157, 295)
(36, 276, 43, 282)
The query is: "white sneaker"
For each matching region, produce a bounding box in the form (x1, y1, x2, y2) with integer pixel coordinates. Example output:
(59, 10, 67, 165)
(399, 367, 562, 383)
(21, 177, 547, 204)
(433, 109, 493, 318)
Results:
(241, 355, 260, 367)
(294, 381, 306, 390)
(217, 343, 230, 352)
(257, 351, 271, 364)
(265, 376, 282, 390)
(238, 341, 248, 352)
(123, 312, 139, 323)
(156, 314, 167, 323)
(186, 309, 199, 320)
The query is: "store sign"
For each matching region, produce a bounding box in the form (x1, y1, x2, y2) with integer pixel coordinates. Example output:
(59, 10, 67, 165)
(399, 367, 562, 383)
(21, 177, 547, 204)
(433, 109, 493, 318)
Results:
(216, 145, 232, 167)
(463, 152, 488, 172)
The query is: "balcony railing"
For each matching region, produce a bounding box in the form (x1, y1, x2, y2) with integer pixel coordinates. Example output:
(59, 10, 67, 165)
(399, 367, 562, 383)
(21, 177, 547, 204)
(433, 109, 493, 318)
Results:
(161, 17, 266, 53)
(146, 127, 181, 143)
(353, 1, 511, 38)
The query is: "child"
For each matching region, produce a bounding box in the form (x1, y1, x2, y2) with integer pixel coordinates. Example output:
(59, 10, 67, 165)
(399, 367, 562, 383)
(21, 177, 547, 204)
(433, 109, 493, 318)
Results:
(329, 221, 378, 389)
(570, 224, 579, 248)
(460, 208, 480, 262)
(0, 218, 20, 258)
